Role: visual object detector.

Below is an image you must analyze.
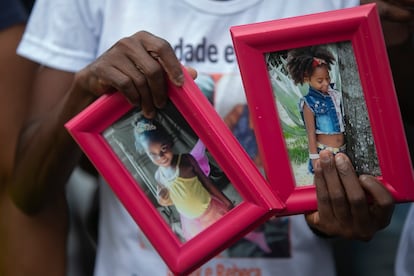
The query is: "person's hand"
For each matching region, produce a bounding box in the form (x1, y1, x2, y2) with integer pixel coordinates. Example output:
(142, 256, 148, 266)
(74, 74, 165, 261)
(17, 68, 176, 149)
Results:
(361, 0, 414, 22)
(157, 186, 169, 200)
(74, 31, 185, 118)
(156, 186, 173, 206)
(361, 0, 414, 45)
(305, 150, 395, 241)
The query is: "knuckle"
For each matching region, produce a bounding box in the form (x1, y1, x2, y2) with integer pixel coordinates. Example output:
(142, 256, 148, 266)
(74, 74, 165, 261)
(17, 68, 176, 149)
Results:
(133, 30, 171, 52)
(117, 75, 136, 93)
(144, 62, 163, 79)
(114, 37, 135, 52)
(88, 62, 103, 76)
(151, 37, 171, 53)
(329, 192, 346, 205)
(317, 193, 330, 205)
(131, 75, 149, 94)
(348, 194, 366, 209)
(134, 30, 151, 38)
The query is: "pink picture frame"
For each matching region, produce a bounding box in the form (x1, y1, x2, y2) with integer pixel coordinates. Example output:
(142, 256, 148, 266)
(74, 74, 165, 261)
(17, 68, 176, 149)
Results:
(230, 4, 414, 215)
(65, 68, 284, 275)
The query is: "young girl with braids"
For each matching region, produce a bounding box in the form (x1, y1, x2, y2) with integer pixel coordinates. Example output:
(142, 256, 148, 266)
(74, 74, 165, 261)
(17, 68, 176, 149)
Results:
(286, 46, 346, 173)
(134, 118, 234, 241)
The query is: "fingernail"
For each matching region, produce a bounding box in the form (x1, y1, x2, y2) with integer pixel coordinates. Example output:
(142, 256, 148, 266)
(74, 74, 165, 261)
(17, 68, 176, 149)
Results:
(335, 155, 347, 171)
(173, 73, 184, 86)
(320, 152, 331, 164)
(144, 110, 156, 119)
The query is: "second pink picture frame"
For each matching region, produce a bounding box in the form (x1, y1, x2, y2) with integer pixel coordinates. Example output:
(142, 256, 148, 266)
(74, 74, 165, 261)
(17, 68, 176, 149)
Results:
(231, 4, 414, 214)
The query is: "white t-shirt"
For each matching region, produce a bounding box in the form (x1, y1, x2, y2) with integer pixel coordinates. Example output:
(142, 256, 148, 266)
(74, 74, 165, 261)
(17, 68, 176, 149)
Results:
(395, 204, 414, 276)
(18, 1, 359, 275)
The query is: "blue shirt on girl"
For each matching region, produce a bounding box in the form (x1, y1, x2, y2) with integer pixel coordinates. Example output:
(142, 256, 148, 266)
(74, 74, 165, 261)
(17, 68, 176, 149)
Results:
(299, 86, 345, 135)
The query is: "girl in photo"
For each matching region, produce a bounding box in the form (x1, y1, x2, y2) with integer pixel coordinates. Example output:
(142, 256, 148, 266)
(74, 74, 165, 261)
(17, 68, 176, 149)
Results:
(134, 118, 234, 241)
(286, 46, 346, 173)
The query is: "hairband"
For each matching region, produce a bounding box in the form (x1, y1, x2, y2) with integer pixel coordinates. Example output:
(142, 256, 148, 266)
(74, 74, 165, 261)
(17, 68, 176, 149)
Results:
(312, 57, 327, 68)
(135, 120, 157, 134)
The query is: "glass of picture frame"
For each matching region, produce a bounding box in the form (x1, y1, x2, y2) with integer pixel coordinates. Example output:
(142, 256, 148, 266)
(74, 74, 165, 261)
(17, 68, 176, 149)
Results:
(230, 3, 414, 214)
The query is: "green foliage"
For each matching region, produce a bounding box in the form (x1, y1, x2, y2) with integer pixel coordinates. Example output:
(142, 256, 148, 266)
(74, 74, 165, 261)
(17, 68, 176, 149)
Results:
(285, 134, 309, 164)
(266, 54, 307, 164)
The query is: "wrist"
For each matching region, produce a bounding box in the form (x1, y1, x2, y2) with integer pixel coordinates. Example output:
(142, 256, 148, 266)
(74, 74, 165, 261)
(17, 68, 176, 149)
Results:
(74, 68, 110, 99)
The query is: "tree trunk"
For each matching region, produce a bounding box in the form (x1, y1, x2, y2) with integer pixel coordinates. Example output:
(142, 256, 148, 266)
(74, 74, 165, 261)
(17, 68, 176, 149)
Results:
(337, 42, 381, 176)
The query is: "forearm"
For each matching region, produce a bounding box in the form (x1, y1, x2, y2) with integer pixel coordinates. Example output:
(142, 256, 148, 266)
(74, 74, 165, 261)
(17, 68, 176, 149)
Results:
(307, 133, 318, 154)
(303, 108, 317, 154)
(0, 24, 37, 182)
(10, 75, 97, 214)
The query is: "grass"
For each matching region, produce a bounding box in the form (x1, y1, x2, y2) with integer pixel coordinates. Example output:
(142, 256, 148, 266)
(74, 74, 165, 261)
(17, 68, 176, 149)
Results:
(284, 130, 308, 164)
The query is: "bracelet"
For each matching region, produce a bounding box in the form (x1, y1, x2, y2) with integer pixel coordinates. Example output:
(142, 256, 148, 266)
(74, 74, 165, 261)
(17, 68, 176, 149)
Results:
(309, 153, 320, 160)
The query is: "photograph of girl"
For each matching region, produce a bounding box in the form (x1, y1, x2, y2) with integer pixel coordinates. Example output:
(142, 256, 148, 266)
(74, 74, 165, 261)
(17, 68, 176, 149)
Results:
(102, 103, 241, 243)
(266, 42, 380, 186)
(286, 46, 346, 174)
(134, 117, 234, 241)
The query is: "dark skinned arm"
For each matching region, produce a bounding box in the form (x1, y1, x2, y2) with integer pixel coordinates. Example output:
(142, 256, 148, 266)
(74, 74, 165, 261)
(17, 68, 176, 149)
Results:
(10, 31, 184, 214)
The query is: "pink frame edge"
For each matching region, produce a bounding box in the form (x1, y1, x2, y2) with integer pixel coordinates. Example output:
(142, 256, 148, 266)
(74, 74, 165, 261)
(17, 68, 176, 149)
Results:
(230, 3, 414, 215)
(65, 68, 284, 275)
